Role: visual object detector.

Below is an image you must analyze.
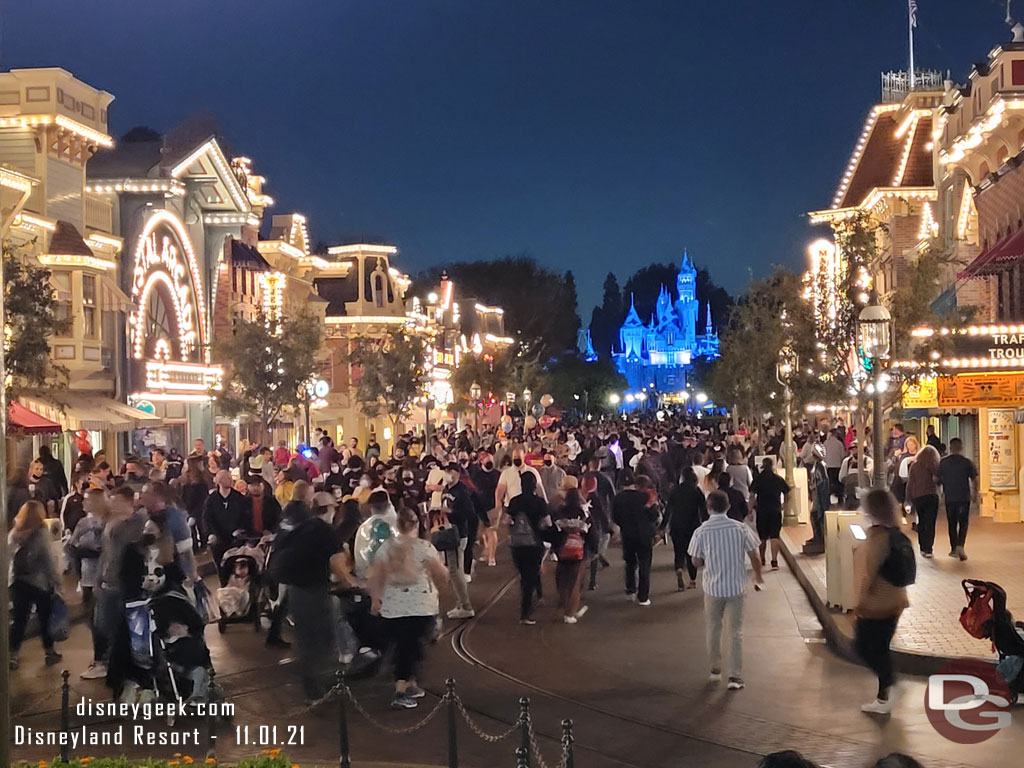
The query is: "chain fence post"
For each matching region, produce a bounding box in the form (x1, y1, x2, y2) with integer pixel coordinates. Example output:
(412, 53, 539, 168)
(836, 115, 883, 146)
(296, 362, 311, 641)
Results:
(337, 671, 351, 768)
(515, 746, 531, 768)
(205, 670, 217, 760)
(59, 669, 70, 763)
(518, 697, 531, 768)
(446, 678, 458, 768)
(561, 719, 574, 768)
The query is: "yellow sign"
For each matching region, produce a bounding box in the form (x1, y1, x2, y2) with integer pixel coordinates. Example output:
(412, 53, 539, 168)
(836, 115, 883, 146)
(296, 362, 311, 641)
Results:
(937, 373, 1024, 408)
(988, 408, 1018, 490)
(902, 378, 938, 408)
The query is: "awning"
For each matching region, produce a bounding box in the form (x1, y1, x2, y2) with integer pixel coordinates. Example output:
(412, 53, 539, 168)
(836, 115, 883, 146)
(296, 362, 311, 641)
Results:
(959, 229, 1024, 278)
(20, 393, 161, 432)
(102, 399, 162, 428)
(6, 402, 62, 435)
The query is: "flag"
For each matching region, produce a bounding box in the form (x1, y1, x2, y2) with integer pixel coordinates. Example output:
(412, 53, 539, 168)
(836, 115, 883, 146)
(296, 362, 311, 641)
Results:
(909, 0, 918, 28)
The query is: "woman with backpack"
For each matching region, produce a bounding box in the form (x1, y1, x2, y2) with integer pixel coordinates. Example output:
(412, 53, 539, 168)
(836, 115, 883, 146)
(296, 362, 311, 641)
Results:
(552, 478, 591, 624)
(854, 489, 912, 716)
(507, 471, 551, 625)
(905, 445, 940, 558)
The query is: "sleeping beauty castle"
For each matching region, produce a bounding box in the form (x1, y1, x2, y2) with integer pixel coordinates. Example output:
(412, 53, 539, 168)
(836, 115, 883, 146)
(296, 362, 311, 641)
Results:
(611, 253, 719, 392)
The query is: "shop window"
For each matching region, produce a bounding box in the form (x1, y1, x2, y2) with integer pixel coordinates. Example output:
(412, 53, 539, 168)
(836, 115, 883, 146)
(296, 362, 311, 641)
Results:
(83, 306, 96, 337)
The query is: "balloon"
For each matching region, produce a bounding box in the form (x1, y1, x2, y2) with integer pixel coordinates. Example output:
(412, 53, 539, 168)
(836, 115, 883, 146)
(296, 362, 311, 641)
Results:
(500, 417, 513, 433)
(531, 403, 545, 418)
(524, 415, 537, 430)
(73, 429, 92, 456)
(540, 394, 553, 408)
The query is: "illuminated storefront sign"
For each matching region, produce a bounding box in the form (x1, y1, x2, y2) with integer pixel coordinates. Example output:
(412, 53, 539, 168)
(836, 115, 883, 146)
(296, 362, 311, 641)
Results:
(902, 377, 938, 408)
(935, 373, 1024, 408)
(129, 210, 208, 362)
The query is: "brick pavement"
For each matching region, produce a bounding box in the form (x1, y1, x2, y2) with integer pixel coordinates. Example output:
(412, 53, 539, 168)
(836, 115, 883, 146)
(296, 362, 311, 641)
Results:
(782, 510, 1024, 662)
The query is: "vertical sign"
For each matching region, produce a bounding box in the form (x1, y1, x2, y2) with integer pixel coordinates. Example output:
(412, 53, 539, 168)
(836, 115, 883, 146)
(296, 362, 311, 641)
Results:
(988, 408, 1018, 490)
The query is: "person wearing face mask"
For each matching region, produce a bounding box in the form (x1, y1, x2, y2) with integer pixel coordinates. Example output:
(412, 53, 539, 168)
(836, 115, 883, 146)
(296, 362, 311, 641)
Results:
(496, 448, 547, 517)
(469, 452, 499, 567)
(202, 470, 251, 571)
(424, 455, 448, 511)
(440, 464, 475, 619)
(323, 461, 346, 495)
(539, 450, 566, 504)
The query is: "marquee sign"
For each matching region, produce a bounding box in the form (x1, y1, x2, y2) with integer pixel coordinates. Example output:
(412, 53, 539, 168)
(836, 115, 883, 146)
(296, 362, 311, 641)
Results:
(129, 210, 208, 362)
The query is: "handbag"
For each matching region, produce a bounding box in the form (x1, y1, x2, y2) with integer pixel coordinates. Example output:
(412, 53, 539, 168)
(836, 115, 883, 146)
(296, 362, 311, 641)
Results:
(960, 579, 995, 639)
(430, 511, 460, 552)
(48, 592, 69, 642)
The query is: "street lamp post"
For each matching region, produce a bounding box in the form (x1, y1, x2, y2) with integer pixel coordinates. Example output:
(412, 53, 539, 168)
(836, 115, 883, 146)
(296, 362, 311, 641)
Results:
(858, 303, 893, 489)
(777, 347, 798, 526)
(469, 381, 482, 433)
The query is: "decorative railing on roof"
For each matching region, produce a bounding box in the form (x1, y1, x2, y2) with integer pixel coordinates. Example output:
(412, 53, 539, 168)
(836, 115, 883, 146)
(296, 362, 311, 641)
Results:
(881, 69, 944, 103)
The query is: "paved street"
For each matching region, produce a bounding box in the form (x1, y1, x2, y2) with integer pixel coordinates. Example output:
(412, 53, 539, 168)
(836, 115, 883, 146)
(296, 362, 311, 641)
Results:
(10, 541, 1022, 767)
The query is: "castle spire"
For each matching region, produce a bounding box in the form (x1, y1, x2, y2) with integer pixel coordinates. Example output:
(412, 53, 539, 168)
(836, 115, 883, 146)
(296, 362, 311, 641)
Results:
(706, 302, 714, 335)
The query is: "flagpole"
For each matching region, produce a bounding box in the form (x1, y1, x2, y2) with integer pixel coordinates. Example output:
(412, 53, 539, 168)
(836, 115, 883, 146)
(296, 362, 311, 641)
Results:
(908, 0, 916, 89)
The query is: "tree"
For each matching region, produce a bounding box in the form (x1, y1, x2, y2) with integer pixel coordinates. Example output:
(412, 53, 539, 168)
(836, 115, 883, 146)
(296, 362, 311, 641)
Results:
(413, 256, 581, 359)
(3, 242, 70, 400)
(588, 272, 622, 360)
(707, 268, 824, 437)
(546, 355, 627, 417)
(450, 341, 546, 413)
(349, 330, 426, 429)
(214, 310, 320, 444)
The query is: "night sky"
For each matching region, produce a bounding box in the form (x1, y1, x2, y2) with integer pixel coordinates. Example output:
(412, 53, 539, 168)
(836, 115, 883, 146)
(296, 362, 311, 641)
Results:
(2, 1, 1016, 315)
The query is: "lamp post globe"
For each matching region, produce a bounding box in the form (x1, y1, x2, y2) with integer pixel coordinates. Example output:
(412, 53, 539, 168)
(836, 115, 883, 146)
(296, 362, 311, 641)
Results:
(469, 382, 481, 401)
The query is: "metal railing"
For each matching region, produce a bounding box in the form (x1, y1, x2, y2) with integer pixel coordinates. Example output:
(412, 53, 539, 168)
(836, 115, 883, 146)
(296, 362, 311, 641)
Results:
(48, 670, 577, 768)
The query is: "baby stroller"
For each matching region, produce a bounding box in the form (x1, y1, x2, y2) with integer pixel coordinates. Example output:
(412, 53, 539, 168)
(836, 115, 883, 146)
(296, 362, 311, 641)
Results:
(960, 579, 1024, 703)
(123, 583, 221, 723)
(216, 538, 266, 633)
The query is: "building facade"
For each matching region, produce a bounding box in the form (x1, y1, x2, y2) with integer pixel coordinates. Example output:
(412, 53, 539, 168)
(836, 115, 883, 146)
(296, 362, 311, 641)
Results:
(612, 254, 718, 393)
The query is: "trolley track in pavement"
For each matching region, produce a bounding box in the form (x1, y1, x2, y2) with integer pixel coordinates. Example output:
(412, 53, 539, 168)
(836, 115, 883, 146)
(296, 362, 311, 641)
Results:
(441, 574, 981, 768)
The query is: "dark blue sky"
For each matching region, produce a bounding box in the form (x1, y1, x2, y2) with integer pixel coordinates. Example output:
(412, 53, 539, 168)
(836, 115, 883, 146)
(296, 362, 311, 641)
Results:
(3, 1, 1015, 315)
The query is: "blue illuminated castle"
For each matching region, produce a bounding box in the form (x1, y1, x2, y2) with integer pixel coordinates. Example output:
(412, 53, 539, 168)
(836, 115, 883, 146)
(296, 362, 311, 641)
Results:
(612, 253, 719, 392)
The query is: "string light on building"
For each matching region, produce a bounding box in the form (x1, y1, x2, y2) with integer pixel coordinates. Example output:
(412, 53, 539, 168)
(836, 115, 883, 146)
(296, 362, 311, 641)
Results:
(918, 202, 938, 240)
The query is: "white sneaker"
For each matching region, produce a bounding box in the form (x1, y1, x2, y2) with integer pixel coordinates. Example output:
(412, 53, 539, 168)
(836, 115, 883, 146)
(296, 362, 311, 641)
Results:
(727, 678, 745, 690)
(562, 615, 578, 624)
(81, 662, 108, 680)
(447, 608, 475, 620)
(708, 670, 722, 683)
(465, 574, 473, 583)
(860, 698, 892, 715)
(637, 599, 652, 607)
(575, 605, 589, 619)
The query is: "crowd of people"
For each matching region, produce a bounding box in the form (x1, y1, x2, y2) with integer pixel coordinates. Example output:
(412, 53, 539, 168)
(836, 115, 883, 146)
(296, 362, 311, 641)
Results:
(1, 409, 979, 723)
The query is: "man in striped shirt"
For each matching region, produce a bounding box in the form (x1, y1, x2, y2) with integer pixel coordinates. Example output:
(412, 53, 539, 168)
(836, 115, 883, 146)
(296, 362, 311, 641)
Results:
(688, 490, 763, 690)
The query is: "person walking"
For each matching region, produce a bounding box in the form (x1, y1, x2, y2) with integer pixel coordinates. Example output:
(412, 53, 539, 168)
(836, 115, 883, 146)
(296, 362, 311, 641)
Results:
(440, 464, 475, 619)
(507, 471, 551, 625)
(552, 478, 590, 623)
(665, 467, 706, 590)
(906, 445, 940, 558)
(582, 456, 615, 590)
(823, 429, 846, 507)
(750, 458, 790, 570)
(8, 501, 63, 669)
(368, 506, 449, 709)
(612, 475, 661, 606)
(469, 451, 499, 567)
(688, 490, 763, 691)
(854, 490, 911, 715)
(202, 469, 251, 570)
(936, 438, 977, 561)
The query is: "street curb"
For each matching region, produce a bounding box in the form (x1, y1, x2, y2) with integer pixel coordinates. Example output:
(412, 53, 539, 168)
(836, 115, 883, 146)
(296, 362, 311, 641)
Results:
(779, 536, 960, 677)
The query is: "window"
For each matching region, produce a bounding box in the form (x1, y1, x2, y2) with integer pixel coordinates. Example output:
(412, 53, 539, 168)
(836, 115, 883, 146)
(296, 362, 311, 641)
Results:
(374, 275, 385, 307)
(1013, 60, 1024, 86)
(82, 274, 97, 338)
(231, 267, 237, 293)
(51, 272, 72, 334)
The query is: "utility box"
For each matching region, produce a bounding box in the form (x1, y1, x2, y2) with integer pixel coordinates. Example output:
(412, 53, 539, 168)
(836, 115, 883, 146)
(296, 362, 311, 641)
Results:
(825, 510, 865, 611)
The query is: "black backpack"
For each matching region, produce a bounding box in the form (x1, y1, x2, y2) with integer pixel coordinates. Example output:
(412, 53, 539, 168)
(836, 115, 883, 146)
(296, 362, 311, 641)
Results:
(878, 528, 916, 587)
